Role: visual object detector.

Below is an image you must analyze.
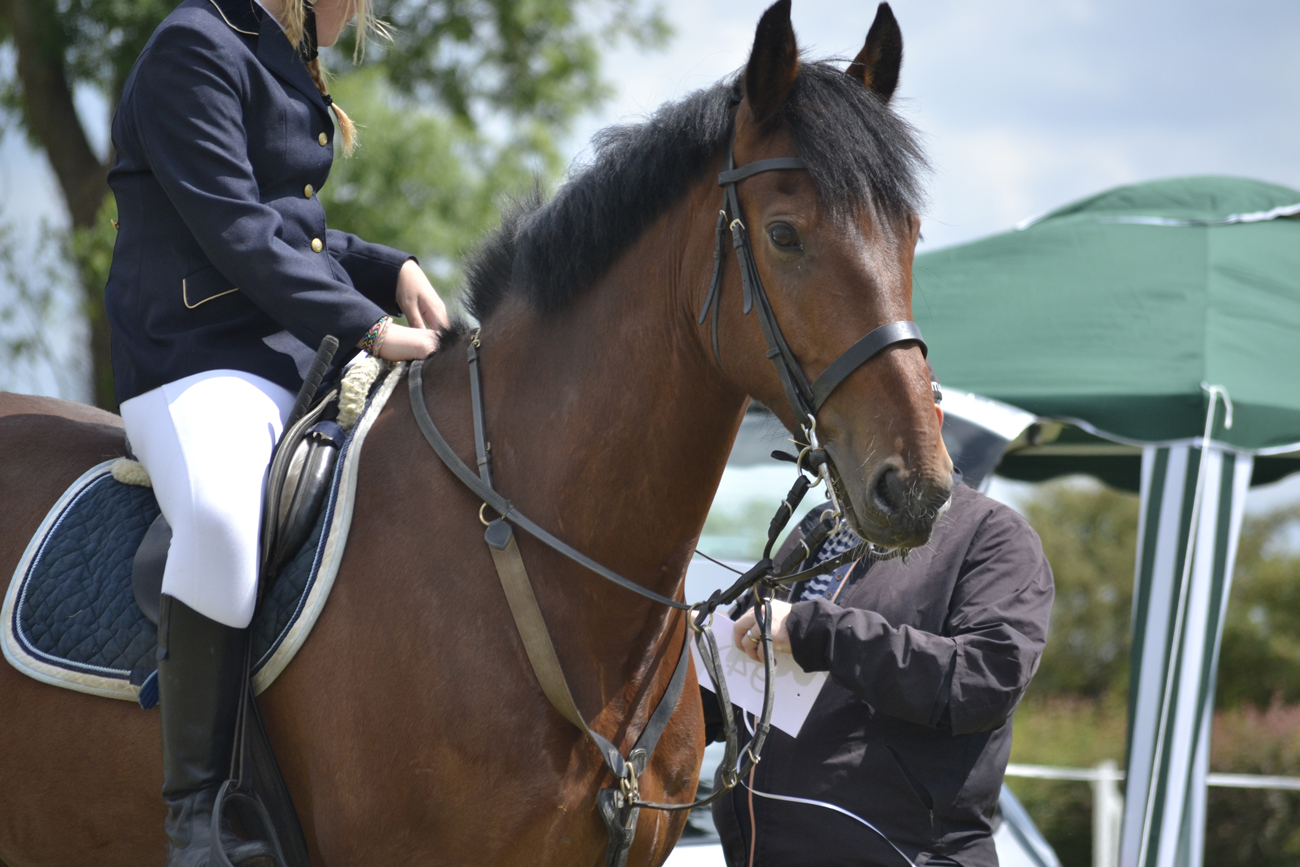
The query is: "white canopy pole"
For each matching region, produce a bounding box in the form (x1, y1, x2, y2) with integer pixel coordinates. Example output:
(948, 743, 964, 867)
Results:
(1120, 444, 1252, 867)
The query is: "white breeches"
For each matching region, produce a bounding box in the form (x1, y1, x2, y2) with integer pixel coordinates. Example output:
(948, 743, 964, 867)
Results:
(119, 370, 296, 628)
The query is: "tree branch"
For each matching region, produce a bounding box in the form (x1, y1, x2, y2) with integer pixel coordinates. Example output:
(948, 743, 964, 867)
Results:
(0, 0, 107, 227)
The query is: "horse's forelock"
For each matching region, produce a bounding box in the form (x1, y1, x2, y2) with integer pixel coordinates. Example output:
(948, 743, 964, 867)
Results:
(781, 62, 927, 226)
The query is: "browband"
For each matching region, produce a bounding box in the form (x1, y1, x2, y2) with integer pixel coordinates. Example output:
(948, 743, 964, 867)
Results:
(717, 157, 807, 186)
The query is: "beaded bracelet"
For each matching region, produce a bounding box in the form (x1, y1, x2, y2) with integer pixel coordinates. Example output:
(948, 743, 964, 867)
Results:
(360, 315, 391, 356)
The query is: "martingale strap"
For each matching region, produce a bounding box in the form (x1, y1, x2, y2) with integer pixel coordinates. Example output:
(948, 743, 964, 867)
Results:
(409, 356, 696, 867)
(466, 332, 493, 487)
(407, 360, 693, 612)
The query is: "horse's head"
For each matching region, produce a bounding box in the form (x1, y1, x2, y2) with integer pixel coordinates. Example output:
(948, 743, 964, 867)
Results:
(708, 0, 952, 549)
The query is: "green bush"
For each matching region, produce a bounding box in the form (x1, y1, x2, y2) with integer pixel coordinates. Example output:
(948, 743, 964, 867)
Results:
(1008, 696, 1127, 867)
(1023, 482, 1140, 699)
(1205, 702, 1300, 865)
(1218, 507, 1300, 707)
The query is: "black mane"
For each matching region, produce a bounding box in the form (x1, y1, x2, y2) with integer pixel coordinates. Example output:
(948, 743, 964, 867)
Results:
(463, 61, 926, 321)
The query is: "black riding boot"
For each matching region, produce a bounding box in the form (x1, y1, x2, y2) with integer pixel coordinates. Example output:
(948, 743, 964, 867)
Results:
(157, 594, 278, 867)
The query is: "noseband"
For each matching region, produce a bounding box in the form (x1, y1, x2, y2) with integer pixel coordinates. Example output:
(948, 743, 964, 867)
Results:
(698, 120, 928, 441)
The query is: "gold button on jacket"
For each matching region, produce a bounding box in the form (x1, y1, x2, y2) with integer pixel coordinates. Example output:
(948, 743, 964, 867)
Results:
(304, 184, 314, 198)
(310, 238, 323, 253)
(318, 132, 328, 146)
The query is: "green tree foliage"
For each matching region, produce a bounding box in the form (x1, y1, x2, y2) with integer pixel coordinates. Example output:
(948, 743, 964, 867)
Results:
(1022, 481, 1140, 699)
(337, 0, 667, 127)
(1206, 701, 1300, 864)
(1008, 695, 1128, 867)
(1011, 697, 1300, 867)
(317, 68, 544, 292)
(1218, 505, 1300, 707)
(0, 219, 85, 396)
(1021, 478, 1300, 708)
(1013, 479, 1300, 866)
(0, 0, 667, 406)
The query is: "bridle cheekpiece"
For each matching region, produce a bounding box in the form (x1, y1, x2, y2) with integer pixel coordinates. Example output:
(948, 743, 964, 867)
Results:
(698, 116, 929, 527)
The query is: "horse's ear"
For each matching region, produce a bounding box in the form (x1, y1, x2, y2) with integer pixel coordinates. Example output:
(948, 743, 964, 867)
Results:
(744, 0, 799, 128)
(847, 2, 903, 102)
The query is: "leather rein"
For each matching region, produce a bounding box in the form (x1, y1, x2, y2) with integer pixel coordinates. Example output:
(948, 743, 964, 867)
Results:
(406, 119, 929, 866)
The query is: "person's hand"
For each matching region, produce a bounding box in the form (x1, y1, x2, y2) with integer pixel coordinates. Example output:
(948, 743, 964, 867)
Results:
(395, 259, 449, 332)
(733, 600, 793, 663)
(374, 321, 439, 361)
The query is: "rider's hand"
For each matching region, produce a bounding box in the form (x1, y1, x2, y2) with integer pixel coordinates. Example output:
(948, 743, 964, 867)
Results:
(733, 600, 793, 663)
(373, 322, 439, 361)
(395, 259, 449, 332)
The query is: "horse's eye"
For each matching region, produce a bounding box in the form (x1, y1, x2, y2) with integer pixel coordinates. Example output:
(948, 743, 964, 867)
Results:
(768, 222, 801, 250)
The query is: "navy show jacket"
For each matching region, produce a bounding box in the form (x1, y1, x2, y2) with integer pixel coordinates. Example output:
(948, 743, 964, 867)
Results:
(105, 0, 411, 405)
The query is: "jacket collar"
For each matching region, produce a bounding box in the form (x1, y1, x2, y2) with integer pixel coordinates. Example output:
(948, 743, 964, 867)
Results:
(206, 0, 260, 37)
(207, 0, 330, 117)
(255, 11, 331, 116)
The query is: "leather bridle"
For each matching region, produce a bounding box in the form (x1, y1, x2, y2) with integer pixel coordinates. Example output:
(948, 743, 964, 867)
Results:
(405, 115, 934, 867)
(700, 116, 927, 440)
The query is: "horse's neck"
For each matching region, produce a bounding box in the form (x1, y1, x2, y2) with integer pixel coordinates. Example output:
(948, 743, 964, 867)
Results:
(480, 186, 745, 712)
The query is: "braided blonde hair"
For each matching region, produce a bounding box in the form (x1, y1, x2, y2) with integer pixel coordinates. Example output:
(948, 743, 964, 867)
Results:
(277, 0, 386, 157)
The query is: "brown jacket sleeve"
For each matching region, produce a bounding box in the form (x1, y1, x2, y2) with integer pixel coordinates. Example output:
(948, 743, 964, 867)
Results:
(785, 498, 1053, 734)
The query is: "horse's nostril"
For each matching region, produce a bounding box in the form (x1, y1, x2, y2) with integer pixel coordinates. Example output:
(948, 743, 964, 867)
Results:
(872, 468, 898, 515)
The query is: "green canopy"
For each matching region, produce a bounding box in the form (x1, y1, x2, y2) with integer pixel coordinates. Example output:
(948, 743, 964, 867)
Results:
(913, 176, 1300, 455)
(912, 176, 1300, 867)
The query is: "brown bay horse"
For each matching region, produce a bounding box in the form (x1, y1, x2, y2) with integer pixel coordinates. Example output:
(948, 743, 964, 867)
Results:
(0, 3, 952, 864)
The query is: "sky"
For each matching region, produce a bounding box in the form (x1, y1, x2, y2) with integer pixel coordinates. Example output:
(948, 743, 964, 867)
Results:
(2, 0, 1299, 506)
(573, 0, 1300, 254)
(6, 0, 1299, 256)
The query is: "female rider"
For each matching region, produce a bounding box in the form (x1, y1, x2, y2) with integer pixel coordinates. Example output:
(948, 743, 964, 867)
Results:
(104, 0, 447, 862)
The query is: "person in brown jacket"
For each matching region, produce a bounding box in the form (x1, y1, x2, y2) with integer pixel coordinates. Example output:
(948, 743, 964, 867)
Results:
(709, 476, 1054, 867)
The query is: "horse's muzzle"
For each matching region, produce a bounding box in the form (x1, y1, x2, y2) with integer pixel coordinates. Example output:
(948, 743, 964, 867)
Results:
(839, 459, 954, 550)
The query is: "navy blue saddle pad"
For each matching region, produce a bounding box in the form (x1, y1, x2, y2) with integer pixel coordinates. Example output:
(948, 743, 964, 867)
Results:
(1, 360, 402, 706)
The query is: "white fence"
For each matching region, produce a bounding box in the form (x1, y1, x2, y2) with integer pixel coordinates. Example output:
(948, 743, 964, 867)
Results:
(1003, 764, 1300, 867)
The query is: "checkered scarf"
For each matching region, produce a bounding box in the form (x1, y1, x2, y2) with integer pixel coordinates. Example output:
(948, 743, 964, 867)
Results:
(797, 523, 862, 601)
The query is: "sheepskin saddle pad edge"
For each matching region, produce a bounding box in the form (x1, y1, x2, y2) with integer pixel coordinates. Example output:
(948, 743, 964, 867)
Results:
(1, 361, 405, 706)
